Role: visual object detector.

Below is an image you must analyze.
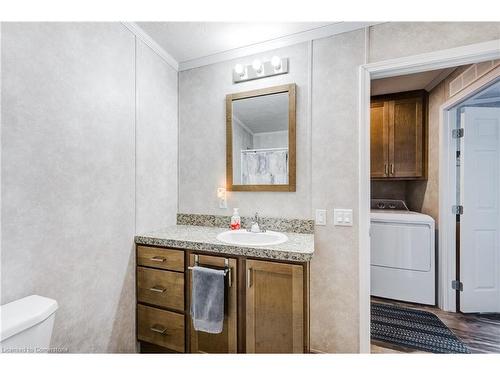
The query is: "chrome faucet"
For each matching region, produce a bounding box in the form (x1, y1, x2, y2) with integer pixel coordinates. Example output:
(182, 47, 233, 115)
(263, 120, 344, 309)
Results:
(248, 212, 266, 233)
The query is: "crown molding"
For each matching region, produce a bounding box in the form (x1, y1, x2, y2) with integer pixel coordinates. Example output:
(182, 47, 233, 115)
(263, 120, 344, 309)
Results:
(122, 22, 179, 71)
(178, 22, 380, 71)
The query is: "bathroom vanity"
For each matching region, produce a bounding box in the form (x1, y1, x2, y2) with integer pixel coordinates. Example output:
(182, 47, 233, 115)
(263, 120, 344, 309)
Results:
(134, 83, 312, 354)
(134, 215, 314, 354)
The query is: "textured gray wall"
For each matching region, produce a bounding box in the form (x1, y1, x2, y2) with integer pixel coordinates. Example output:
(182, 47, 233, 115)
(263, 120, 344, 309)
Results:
(310, 29, 366, 353)
(1, 23, 178, 352)
(136, 39, 178, 233)
(369, 22, 500, 62)
(178, 42, 311, 219)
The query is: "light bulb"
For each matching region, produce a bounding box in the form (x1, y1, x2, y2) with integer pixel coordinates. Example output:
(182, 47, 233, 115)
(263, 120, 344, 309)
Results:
(234, 63, 245, 77)
(271, 56, 281, 70)
(252, 59, 263, 73)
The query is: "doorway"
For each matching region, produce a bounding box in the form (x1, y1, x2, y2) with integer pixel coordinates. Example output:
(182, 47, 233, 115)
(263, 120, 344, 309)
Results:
(367, 65, 500, 354)
(358, 39, 500, 353)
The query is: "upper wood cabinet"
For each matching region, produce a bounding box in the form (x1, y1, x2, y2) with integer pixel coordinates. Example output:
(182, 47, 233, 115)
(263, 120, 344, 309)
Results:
(245, 259, 305, 353)
(371, 90, 427, 180)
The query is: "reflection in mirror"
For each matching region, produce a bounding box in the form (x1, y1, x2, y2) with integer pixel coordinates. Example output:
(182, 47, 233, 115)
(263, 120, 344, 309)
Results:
(226, 83, 296, 192)
(232, 92, 289, 185)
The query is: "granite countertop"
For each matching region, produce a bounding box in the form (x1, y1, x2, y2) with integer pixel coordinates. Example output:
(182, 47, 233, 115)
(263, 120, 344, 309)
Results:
(135, 225, 314, 262)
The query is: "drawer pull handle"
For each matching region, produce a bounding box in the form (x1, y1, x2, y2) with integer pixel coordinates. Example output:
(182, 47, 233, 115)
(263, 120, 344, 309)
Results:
(150, 324, 167, 335)
(149, 286, 166, 293)
(150, 256, 166, 262)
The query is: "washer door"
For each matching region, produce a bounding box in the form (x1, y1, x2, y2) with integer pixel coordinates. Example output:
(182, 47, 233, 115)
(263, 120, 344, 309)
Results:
(371, 221, 432, 272)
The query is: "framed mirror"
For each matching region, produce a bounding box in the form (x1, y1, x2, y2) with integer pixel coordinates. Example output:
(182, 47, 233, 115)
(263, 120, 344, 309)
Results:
(226, 83, 296, 192)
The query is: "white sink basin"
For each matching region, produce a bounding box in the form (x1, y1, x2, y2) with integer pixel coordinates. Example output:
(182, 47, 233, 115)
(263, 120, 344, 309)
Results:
(216, 229, 288, 247)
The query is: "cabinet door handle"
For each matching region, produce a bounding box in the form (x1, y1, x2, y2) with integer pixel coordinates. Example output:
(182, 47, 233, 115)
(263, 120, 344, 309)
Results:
(150, 324, 167, 335)
(384, 163, 388, 176)
(390, 163, 395, 175)
(247, 268, 252, 288)
(149, 285, 166, 293)
(150, 256, 166, 262)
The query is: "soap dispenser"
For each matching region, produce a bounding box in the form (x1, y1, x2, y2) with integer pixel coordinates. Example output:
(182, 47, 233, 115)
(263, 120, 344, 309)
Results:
(230, 208, 241, 230)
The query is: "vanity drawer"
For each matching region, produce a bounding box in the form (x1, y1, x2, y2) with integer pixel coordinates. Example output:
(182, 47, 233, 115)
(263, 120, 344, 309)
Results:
(137, 304, 185, 353)
(137, 267, 184, 311)
(137, 246, 184, 272)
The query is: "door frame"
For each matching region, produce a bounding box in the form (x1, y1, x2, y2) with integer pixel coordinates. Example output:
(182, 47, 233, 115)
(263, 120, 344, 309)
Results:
(440, 70, 500, 313)
(358, 39, 500, 353)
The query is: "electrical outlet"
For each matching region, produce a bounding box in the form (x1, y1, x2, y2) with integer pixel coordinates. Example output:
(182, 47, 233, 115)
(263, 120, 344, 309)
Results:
(315, 209, 327, 226)
(333, 209, 353, 226)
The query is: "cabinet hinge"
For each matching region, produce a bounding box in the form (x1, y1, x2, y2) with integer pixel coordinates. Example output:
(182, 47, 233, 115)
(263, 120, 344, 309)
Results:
(452, 205, 463, 215)
(452, 128, 464, 138)
(452, 280, 463, 291)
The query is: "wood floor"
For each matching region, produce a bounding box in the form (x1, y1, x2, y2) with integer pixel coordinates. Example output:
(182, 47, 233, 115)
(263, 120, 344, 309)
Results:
(370, 297, 500, 354)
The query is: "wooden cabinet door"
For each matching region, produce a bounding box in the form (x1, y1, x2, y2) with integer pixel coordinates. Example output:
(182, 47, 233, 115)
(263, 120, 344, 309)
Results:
(246, 260, 304, 353)
(389, 96, 424, 178)
(370, 101, 389, 178)
(188, 254, 237, 353)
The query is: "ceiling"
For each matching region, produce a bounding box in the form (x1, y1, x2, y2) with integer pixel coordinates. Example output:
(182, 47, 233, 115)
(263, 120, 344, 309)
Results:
(136, 22, 334, 64)
(233, 93, 288, 134)
(371, 68, 457, 96)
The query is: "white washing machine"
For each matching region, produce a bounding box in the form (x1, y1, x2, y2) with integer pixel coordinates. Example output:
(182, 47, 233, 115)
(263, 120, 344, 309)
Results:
(370, 199, 436, 305)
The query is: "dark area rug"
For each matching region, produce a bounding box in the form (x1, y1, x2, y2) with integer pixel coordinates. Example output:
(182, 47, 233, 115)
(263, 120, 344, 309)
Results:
(371, 302, 470, 353)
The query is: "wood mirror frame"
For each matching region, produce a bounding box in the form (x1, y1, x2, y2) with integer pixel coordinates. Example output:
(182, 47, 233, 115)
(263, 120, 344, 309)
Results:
(226, 83, 296, 192)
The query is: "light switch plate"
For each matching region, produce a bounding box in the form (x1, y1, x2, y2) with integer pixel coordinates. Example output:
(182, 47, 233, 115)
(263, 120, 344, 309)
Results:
(315, 209, 327, 226)
(333, 209, 353, 226)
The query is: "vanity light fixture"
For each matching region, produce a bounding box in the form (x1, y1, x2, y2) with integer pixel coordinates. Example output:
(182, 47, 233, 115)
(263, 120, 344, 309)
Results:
(232, 56, 289, 83)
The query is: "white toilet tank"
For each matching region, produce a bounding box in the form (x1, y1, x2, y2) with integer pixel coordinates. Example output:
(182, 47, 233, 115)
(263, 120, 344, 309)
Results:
(0, 295, 58, 353)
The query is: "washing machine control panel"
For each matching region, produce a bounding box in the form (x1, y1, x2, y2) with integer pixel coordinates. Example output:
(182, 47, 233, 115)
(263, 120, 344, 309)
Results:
(371, 199, 409, 211)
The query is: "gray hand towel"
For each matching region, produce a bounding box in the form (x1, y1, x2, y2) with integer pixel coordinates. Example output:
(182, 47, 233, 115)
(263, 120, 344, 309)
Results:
(190, 266, 225, 334)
